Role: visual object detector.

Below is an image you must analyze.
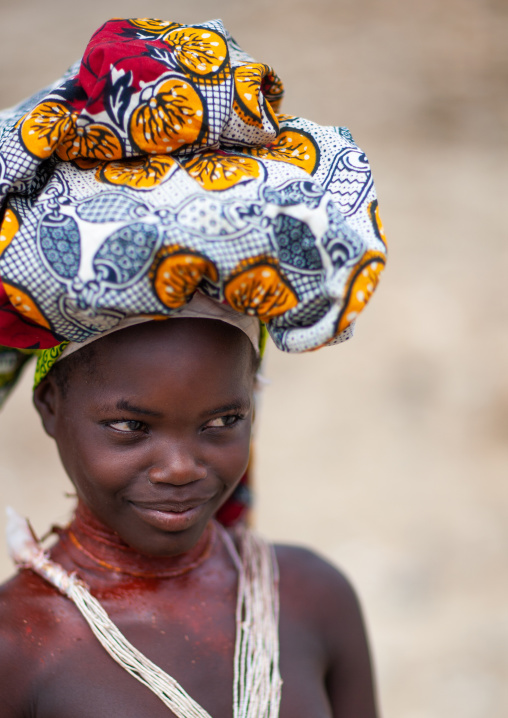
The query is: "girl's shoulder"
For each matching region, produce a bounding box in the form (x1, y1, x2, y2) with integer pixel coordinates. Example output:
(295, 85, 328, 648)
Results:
(274, 542, 363, 619)
(0, 570, 73, 716)
(274, 543, 378, 718)
(273, 543, 370, 657)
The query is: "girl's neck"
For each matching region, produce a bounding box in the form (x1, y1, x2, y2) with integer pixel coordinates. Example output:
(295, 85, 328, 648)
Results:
(51, 501, 216, 581)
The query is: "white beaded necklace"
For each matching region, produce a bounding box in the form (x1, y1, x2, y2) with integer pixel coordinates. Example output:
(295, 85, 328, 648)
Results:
(6, 508, 282, 718)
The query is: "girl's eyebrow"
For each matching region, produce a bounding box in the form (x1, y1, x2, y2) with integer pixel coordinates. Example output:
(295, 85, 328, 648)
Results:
(203, 399, 250, 418)
(112, 399, 250, 418)
(115, 399, 163, 417)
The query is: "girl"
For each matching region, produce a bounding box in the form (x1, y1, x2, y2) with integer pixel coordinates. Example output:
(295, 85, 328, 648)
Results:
(0, 17, 386, 717)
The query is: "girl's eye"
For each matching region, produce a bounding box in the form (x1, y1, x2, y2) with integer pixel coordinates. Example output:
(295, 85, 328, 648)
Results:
(108, 420, 145, 433)
(206, 415, 241, 429)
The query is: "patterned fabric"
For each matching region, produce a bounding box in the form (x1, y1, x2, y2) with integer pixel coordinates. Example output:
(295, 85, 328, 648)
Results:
(33, 342, 69, 388)
(0, 17, 387, 408)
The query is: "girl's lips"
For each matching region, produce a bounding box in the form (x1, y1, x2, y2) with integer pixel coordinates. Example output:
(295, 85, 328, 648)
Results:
(129, 501, 210, 532)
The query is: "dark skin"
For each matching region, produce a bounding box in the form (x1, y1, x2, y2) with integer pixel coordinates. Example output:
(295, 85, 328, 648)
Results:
(0, 319, 378, 718)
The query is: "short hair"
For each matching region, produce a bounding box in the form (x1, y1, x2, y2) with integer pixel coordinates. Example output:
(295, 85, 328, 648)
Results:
(49, 343, 97, 398)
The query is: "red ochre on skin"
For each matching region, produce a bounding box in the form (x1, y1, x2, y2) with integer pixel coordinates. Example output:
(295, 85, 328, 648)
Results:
(54, 501, 217, 579)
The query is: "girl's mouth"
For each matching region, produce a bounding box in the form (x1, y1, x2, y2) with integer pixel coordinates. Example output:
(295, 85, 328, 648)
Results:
(128, 500, 212, 532)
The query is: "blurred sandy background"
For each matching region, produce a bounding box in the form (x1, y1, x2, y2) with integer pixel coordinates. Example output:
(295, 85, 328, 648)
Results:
(0, 1, 507, 716)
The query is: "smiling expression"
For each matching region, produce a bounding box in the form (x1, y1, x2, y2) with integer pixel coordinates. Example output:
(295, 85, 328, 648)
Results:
(34, 318, 256, 557)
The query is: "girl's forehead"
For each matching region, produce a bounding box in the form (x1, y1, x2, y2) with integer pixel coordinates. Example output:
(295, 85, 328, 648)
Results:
(99, 318, 253, 362)
(62, 318, 255, 396)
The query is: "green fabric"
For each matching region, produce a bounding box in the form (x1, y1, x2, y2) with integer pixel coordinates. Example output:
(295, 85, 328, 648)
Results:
(258, 323, 268, 360)
(0, 347, 35, 406)
(33, 342, 69, 389)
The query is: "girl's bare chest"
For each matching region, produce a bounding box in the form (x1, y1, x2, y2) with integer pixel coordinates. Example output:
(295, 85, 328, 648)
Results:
(32, 591, 332, 718)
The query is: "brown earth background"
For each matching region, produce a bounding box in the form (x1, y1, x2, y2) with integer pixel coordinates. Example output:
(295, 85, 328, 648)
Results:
(0, 1, 507, 716)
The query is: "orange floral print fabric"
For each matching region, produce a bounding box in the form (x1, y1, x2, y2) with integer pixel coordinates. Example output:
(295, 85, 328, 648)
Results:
(97, 155, 177, 189)
(182, 152, 261, 190)
(0, 17, 387, 409)
(151, 247, 219, 309)
(224, 260, 298, 321)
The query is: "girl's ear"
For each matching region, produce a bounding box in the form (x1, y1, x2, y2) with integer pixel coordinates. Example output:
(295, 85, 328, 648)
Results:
(33, 378, 59, 438)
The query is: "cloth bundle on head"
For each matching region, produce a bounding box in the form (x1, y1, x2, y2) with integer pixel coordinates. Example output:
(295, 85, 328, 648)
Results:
(0, 17, 387, 403)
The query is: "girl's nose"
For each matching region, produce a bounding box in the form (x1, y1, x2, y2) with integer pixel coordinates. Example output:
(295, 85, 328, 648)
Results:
(147, 441, 207, 485)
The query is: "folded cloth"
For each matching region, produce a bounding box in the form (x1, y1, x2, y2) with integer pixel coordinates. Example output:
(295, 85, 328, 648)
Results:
(0, 17, 387, 407)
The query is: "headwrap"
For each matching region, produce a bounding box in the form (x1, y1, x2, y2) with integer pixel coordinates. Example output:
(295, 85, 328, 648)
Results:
(0, 17, 387, 408)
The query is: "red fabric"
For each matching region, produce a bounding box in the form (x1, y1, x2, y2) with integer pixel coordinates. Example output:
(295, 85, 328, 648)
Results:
(0, 283, 61, 349)
(215, 470, 251, 527)
(76, 19, 180, 115)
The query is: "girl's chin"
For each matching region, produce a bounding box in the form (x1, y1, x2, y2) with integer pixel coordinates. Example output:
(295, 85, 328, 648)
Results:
(120, 513, 213, 558)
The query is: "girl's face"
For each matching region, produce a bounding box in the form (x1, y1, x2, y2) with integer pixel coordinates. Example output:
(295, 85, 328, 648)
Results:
(34, 319, 255, 557)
